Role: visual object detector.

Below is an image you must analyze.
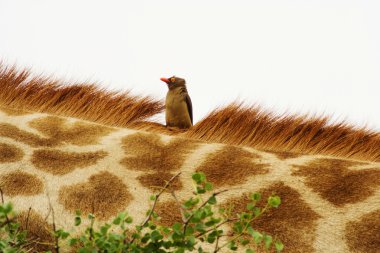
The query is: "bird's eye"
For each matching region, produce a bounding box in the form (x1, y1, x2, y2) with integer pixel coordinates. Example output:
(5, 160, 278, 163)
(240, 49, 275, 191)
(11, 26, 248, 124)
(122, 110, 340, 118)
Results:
(170, 77, 176, 83)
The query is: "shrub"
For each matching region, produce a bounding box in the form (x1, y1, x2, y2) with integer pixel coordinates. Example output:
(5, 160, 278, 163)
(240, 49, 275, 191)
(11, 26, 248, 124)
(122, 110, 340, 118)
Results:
(0, 172, 283, 253)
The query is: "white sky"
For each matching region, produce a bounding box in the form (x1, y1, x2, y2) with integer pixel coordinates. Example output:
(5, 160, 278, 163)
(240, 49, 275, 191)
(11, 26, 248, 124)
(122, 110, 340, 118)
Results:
(1, 0, 379, 130)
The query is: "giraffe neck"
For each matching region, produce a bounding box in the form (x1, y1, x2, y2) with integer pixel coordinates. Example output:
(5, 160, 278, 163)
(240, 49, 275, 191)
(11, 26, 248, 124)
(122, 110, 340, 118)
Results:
(0, 106, 379, 253)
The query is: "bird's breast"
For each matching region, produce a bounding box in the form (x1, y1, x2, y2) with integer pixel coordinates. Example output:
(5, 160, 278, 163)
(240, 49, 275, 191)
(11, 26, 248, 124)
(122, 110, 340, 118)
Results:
(165, 92, 192, 128)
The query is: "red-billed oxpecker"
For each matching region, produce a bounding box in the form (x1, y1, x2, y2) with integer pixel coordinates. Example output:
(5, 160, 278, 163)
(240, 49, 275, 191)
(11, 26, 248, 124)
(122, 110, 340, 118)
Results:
(160, 76, 193, 129)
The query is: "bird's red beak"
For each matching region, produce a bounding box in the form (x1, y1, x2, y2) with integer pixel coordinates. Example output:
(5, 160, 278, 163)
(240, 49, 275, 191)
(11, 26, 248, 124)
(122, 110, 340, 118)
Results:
(160, 77, 169, 84)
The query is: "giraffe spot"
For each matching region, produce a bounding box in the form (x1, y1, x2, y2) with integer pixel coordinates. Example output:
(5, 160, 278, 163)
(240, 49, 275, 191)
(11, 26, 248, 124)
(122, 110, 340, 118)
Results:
(120, 133, 200, 172)
(0, 143, 24, 163)
(17, 210, 55, 252)
(345, 210, 380, 253)
(292, 158, 380, 206)
(225, 182, 320, 253)
(0, 123, 57, 147)
(0, 117, 113, 147)
(59, 171, 133, 220)
(0, 106, 32, 116)
(155, 200, 182, 227)
(29, 116, 114, 146)
(264, 150, 303, 160)
(137, 172, 183, 191)
(0, 171, 43, 196)
(196, 146, 269, 188)
(31, 149, 107, 175)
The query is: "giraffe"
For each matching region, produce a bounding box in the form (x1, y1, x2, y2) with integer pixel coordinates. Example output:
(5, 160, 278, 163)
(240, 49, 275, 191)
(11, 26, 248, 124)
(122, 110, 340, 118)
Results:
(0, 64, 379, 253)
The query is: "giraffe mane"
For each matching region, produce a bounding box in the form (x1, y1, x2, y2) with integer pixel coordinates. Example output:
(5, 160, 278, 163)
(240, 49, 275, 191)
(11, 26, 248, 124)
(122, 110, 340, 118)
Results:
(0, 63, 164, 126)
(183, 103, 380, 162)
(1, 63, 379, 162)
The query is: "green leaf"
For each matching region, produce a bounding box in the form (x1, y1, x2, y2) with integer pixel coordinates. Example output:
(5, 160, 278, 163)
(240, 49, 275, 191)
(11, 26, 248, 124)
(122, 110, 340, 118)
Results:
(246, 249, 254, 253)
(194, 223, 205, 233)
(74, 216, 81, 226)
(204, 209, 214, 219)
(161, 226, 171, 234)
(264, 234, 273, 249)
(250, 192, 261, 201)
(241, 212, 252, 220)
(100, 224, 110, 235)
(152, 211, 159, 219)
(183, 197, 200, 209)
(206, 234, 216, 243)
(253, 207, 261, 217)
(172, 231, 183, 241)
(187, 235, 196, 246)
(69, 238, 78, 246)
(132, 232, 140, 239)
(246, 203, 255, 211)
(204, 182, 213, 191)
(61, 231, 70, 239)
(2, 203, 12, 214)
(113, 216, 121, 225)
(205, 220, 215, 227)
(192, 172, 206, 184)
(196, 186, 206, 194)
(228, 240, 238, 250)
(207, 196, 217, 205)
(275, 241, 284, 252)
(172, 222, 182, 233)
(233, 222, 243, 233)
(125, 216, 133, 223)
(192, 173, 201, 184)
(150, 230, 163, 242)
(240, 238, 250, 246)
(185, 225, 195, 236)
(268, 196, 281, 208)
(248, 227, 263, 244)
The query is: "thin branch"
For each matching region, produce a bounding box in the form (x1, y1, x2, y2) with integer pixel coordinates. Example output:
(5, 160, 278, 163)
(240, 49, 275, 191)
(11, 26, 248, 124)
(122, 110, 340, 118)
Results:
(25, 207, 32, 232)
(140, 172, 182, 227)
(196, 218, 239, 238)
(183, 189, 228, 235)
(51, 206, 59, 253)
(25, 240, 56, 246)
(89, 199, 95, 242)
(170, 190, 187, 223)
(46, 186, 59, 253)
(128, 172, 182, 245)
(213, 235, 220, 253)
(0, 217, 16, 228)
(0, 187, 12, 231)
(0, 187, 4, 204)
(215, 204, 270, 252)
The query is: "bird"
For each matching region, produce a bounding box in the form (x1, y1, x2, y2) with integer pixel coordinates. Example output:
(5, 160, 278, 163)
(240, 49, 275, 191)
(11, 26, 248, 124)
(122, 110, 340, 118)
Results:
(160, 76, 193, 129)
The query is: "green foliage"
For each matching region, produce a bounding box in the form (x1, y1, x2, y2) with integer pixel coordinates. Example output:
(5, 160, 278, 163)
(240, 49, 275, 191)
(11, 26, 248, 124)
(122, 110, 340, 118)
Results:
(0, 203, 27, 253)
(0, 172, 283, 252)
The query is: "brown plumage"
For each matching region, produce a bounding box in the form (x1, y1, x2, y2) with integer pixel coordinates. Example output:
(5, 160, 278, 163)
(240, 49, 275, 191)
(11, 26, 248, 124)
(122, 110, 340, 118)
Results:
(160, 76, 193, 129)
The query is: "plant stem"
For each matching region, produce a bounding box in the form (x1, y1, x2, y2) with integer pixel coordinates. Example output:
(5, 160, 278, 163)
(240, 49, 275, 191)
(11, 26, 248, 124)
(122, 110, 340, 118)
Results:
(215, 204, 270, 252)
(128, 172, 182, 244)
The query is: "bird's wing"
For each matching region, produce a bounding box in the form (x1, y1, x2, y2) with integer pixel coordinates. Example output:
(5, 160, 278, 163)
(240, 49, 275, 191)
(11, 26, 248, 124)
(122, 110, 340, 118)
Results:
(185, 94, 193, 124)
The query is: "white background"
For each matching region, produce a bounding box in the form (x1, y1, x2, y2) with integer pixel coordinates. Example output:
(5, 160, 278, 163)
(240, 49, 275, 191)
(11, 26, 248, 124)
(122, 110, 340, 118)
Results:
(1, 0, 379, 130)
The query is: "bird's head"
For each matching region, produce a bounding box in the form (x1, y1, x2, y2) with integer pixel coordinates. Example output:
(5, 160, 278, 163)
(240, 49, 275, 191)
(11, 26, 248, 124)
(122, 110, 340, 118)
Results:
(160, 76, 186, 90)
